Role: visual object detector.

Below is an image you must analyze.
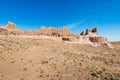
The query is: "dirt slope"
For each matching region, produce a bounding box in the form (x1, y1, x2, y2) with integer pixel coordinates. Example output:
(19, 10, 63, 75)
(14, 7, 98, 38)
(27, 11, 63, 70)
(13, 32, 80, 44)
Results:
(0, 36, 120, 80)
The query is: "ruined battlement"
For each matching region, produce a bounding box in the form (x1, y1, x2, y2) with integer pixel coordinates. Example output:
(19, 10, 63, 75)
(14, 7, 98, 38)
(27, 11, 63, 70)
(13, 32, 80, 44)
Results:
(0, 21, 113, 48)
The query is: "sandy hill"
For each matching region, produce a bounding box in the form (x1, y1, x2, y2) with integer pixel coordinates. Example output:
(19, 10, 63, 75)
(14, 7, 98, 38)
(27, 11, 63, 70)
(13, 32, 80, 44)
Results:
(0, 35, 120, 80)
(0, 22, 119, 80)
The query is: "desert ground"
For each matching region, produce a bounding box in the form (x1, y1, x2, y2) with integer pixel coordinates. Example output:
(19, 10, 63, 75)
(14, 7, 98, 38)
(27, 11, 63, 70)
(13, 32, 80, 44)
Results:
(0, 35, 120, 80)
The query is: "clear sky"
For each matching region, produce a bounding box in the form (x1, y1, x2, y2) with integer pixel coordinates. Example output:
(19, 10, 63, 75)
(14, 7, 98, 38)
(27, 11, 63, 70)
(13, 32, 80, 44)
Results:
(0, 0, 120, 41)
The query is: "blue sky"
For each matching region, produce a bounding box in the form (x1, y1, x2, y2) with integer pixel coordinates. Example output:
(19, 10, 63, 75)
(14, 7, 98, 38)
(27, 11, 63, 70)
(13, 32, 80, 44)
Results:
(0, 0, 120, 41)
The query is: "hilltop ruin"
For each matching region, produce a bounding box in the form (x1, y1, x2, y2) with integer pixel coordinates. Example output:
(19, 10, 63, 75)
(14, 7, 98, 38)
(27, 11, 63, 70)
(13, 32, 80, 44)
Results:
(0, 22, 113, 48)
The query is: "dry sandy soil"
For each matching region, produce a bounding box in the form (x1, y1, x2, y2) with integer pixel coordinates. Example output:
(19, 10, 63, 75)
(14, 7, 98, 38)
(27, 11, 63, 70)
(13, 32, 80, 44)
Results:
(0, 35, 120, 80)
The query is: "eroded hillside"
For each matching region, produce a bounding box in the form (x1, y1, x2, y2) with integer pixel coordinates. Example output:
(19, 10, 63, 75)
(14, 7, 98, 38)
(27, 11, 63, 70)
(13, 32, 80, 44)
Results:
(0, 36, 120, 80)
